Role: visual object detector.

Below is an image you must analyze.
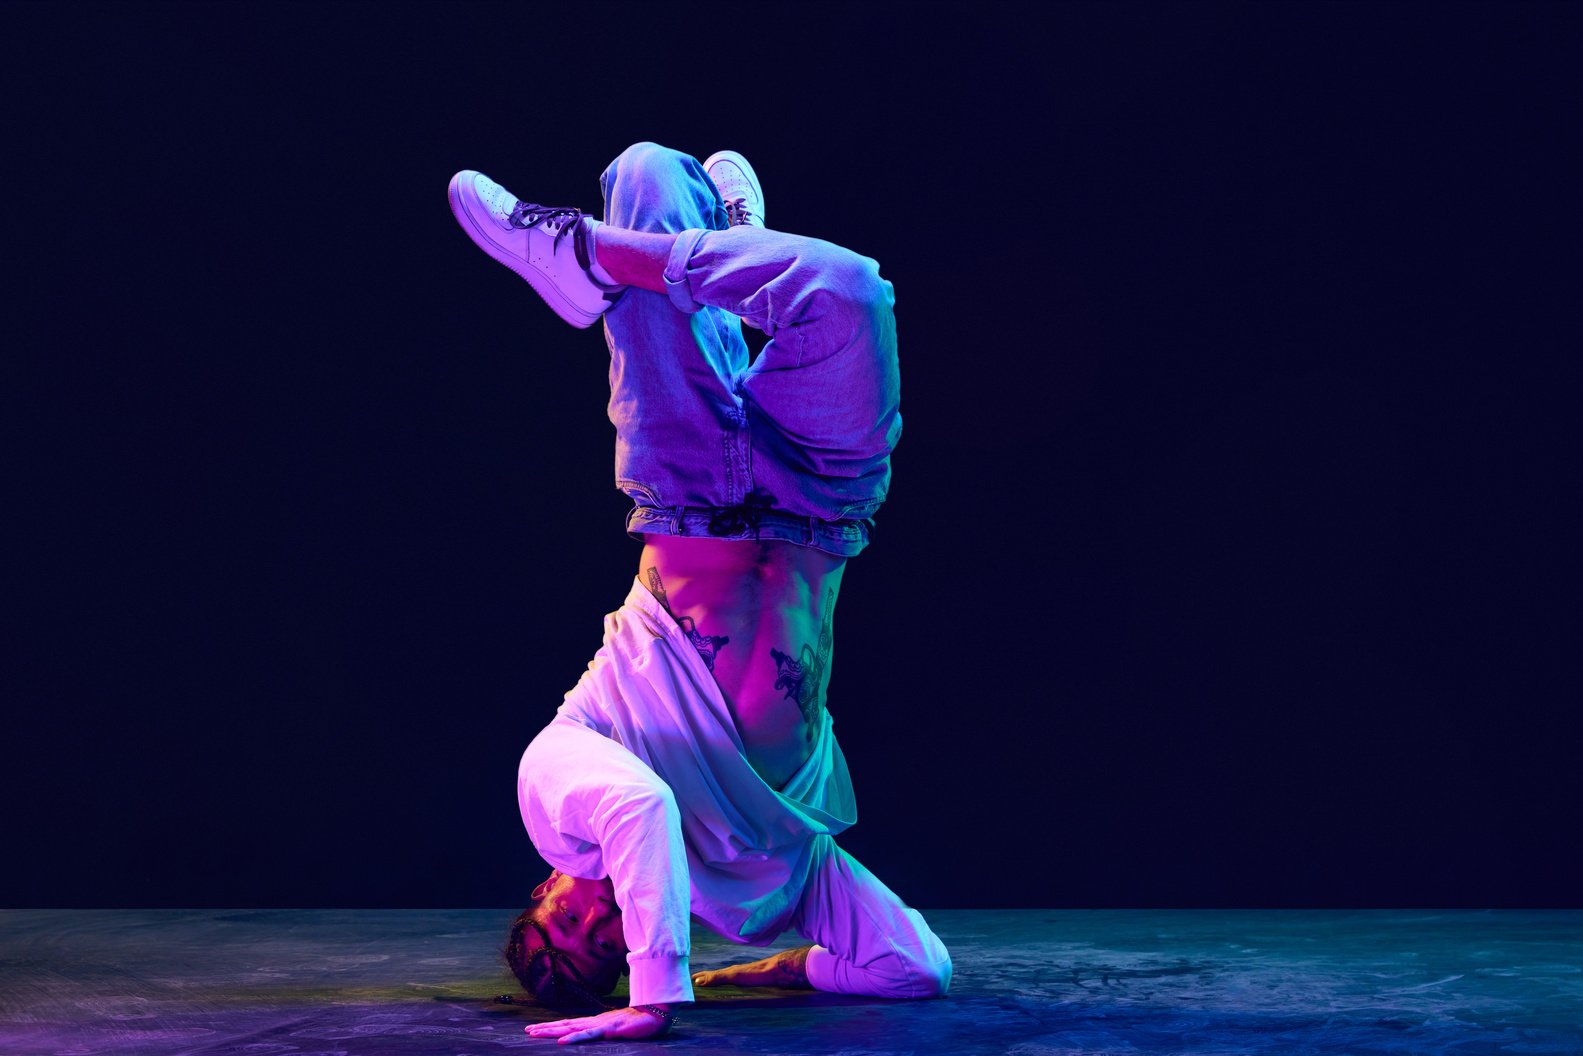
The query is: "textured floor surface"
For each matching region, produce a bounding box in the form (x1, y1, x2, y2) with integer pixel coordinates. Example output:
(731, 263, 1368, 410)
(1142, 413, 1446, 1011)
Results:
(1, 908, 1579, 1054)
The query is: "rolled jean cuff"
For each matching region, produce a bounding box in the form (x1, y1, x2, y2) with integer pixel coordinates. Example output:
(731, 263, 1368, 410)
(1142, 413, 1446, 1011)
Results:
(662, 228, 712, 314)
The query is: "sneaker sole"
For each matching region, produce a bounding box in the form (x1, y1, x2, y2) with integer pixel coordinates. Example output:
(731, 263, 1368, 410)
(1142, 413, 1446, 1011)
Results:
(447, 170, 609, 330)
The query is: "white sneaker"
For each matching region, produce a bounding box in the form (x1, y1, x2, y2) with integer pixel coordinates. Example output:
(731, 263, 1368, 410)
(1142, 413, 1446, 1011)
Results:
(447, 170, 621, 329)
(703, 150, 765, 229)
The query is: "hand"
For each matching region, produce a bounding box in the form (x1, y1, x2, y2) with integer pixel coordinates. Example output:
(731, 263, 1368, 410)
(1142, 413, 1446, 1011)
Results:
(525, 1005, 671, 1044)
(692, 945, 812, 989)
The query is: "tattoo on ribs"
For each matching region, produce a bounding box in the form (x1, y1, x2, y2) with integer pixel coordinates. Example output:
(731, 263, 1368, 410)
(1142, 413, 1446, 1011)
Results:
(646, 566, 670, 612)
(646, 566, 730, 672)
(769, 587, 836, 724)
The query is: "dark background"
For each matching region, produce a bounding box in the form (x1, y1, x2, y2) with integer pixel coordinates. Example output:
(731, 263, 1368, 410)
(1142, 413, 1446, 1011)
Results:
(3, 1, 1576, 910)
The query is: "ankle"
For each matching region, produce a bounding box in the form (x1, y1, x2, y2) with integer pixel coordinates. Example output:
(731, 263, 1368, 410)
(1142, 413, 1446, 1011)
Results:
(592, 225, 678, 294)
(584, 221, 620, 286)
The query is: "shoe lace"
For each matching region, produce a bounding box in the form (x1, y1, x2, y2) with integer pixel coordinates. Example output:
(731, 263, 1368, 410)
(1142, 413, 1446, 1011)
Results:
(723, 197, 755, 227)
(508, 202, 595, 270)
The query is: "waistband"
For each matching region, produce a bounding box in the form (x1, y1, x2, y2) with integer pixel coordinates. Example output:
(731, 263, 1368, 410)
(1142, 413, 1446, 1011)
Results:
(625, 504, 872, 558)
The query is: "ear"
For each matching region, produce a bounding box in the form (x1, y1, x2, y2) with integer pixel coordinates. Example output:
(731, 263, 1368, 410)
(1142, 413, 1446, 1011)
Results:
(529, 869, 562, 902)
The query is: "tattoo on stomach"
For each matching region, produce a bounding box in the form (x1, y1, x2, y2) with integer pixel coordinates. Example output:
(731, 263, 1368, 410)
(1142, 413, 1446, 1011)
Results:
(647, 566, 731, 672)
(770, 587, 835, 725)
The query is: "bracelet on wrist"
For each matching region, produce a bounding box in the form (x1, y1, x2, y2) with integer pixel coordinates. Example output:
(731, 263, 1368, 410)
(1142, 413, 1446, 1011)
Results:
(635, 1003, 676, 1027)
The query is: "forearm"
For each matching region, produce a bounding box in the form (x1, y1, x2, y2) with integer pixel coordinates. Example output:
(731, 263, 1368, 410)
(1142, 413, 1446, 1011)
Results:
(591, 780, 693, 1004)
(692, 946, 813, 989)
(763, 946, 812, 986)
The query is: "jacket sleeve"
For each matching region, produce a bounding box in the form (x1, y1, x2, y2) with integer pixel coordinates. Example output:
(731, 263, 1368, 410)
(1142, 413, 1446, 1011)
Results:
(518, 718, 694, 1005)
(792, 835, 952, 999)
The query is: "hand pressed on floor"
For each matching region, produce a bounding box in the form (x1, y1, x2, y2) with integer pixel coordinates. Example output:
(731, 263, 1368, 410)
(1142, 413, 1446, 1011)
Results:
(525, 1005, 671, 1044)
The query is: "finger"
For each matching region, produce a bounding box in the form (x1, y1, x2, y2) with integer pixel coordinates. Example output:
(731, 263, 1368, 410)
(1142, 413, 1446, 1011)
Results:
(559, 1027, 603, 1044)
(526, 1019, 587, 1037)
(526, 1019, 570, 1033)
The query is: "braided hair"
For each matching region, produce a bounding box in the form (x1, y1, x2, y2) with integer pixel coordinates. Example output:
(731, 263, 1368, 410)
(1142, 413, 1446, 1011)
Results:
(502, 907, 612, 1011)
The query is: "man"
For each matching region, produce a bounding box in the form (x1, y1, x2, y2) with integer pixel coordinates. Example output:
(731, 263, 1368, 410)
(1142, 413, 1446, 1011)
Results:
(448, 142, 950, 1045)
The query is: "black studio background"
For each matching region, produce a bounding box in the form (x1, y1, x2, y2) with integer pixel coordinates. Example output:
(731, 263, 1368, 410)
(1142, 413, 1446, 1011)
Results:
(3, 1, 1576, 909)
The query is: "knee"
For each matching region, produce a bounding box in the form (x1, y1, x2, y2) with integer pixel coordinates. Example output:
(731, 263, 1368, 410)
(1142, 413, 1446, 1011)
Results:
(817, 249, 892, 320)
(799, 252, 894, 358)
(602, 142, 717, 232)
(611, 141, 693, 182)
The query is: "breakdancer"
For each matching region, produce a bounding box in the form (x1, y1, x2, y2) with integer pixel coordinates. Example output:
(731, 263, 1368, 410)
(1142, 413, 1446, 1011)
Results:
(449, 143, 950, 1044)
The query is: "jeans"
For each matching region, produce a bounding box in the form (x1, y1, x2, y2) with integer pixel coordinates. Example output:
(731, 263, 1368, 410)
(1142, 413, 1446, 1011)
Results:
(598, 142, 901, 557)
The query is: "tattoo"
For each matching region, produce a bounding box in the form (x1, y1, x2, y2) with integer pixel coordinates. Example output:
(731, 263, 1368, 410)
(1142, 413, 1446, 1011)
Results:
(646, 566, 730, 672)
(769, 588, 835, 724)
(677, 616, 730, 671)
(779, 946, 814, 987)
(646, 566, 670, 612)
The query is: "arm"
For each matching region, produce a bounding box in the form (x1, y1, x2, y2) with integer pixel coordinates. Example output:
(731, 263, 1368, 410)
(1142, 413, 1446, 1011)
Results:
(518, 719, 694, 1006)
(693, 945, 813, 989)
(794, 836, 952, 999)
(692, 836, 950, 999)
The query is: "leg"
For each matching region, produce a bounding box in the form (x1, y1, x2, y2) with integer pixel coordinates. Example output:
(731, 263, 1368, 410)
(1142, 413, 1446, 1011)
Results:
(598, 141, 749, 384)
(595, 144, 759, 510)
(593, 227, 681, 291)
(450, 147, 900, 537)
(600, 209, 902, 527)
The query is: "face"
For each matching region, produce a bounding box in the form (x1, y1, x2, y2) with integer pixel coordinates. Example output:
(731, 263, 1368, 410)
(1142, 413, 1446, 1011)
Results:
(529, 870, 627, 986)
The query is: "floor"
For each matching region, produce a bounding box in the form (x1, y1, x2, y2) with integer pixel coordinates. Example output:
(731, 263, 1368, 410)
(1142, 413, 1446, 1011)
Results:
(2, 909, 1579, 1054)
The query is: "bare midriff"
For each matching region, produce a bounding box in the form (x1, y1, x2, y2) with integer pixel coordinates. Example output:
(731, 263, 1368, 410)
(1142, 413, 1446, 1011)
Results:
(637, 534, 846, 791)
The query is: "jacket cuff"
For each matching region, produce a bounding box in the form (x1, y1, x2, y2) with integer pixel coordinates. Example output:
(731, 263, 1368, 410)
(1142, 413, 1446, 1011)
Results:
(661, 228, 711, 314)
(626, 953, 693, 1006)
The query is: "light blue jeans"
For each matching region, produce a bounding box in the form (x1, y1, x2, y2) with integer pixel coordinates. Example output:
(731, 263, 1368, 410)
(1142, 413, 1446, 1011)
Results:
(598, 142, 901, 557)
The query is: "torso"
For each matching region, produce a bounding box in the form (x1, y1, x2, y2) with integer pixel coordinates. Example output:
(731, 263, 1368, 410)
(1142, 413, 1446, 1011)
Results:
(637, 534, 846, 790)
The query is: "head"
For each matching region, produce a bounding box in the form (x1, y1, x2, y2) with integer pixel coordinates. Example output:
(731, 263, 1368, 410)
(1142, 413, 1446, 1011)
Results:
(503, 870, 628, 1008)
